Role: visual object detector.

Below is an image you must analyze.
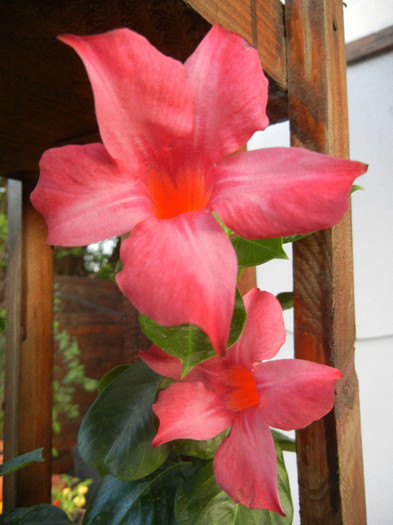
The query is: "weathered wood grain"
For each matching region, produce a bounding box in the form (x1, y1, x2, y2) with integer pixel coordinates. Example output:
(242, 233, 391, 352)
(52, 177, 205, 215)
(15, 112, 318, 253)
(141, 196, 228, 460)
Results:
(346, 24, 393, 64)
(186, 0, 286, 89)
(4, 180, 54, 509)
(186, 0, 288, 123)
(286, 1, 366, 523)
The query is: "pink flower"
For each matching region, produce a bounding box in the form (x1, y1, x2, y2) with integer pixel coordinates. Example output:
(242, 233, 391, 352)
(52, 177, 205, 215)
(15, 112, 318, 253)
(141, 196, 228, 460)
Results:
(31, 26, 366, 354)
(141, 289, 342, 514)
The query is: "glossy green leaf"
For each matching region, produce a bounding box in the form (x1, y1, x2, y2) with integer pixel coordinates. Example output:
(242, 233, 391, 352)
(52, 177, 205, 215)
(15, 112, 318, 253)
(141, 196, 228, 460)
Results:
(97, 364, 131, 394)
(174, 429, 230, 460)
(175, 442, 293, 525)
(139, 318, 214, 377)
(231, 237, 287, 268)
(0, 504, 70, 524)
(78, 361, 170, 480)
(228, 288, 247, 348)
(0, 448, 44, 477)
(275, 292, 293, 312)
(83, 460, 193, 525)
(139, 290, 246, 377)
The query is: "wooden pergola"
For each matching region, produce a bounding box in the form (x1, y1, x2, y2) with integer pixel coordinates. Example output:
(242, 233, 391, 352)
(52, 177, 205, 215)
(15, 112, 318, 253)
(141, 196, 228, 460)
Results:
(1, 1, 367, 523)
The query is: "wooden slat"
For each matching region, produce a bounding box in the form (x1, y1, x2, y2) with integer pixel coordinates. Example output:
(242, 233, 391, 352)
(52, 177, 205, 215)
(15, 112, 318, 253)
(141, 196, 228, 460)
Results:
(346, 24, 393, 65)
(285, 1, 366, 524)
(187, 0, 287, 91)
(3, 181, 54, 509)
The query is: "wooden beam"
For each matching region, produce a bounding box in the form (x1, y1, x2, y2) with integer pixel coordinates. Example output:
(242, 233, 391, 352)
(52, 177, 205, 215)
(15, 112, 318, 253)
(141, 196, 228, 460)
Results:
(3, 180, 54, 509)
(186, 0, 287, 91)
(346, 24, 393, 65)
(0, 0, 210, 179)
(285, 1, 366, 524)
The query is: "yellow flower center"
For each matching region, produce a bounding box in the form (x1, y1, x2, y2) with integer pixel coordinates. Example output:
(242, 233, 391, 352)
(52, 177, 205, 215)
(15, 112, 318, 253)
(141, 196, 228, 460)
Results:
(223, 365, 260, 413)
(148, 168, 212, 220)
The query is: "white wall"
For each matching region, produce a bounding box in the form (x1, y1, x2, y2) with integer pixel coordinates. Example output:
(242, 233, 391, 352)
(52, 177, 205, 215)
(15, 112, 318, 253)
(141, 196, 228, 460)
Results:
(343, 0, 393, 42)
(248, 49, 393, 524)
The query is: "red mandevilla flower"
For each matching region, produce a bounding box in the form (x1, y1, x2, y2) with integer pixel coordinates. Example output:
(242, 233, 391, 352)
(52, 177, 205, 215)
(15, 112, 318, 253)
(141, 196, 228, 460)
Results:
(31, 26, 367, 354)
(140, 288, 342, 514)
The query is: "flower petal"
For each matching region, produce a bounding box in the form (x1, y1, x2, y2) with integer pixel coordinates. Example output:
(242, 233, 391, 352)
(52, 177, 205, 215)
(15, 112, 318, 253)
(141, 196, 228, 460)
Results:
(31, 143, 153, 246)
(214, 407, 284, 514)
(184, 26, 269, 165)
(152, 381, 233, 446)
(116, 211, 237, 354)
(138, 345, 182, 381)
(211, 147, 367, 238)
(59, 29, 193, 164)
(226, 289, 286, 369)
(184, 356, 227, 391)
(254, 359, 342, 430)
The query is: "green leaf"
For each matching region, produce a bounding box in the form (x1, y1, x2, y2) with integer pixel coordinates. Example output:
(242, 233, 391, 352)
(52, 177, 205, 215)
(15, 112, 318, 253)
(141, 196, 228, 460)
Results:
(139, 290, 246, 377)
(275, 292, 293, 312)
(228, 289, 247, 349)
(0, 314, 7, 333)
(175, 443, 293, 525)
(271, 430, 296, 453)
(0, 504, 70, 524)
(174, 429, 230, 460)
(231, 237, 288, 268)
(139, 317, 215, 377)
(0, 448, 44, 477)
(97, 364, 131, 394)
(283, 233, 312, 243)
(83, 460, 193, 525)
(78, 361, 170, 480)
(350, 184, 364, 195)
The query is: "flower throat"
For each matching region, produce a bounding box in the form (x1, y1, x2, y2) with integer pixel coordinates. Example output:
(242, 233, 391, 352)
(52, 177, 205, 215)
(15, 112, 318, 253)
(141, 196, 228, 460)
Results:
(148, 168, 212, 220)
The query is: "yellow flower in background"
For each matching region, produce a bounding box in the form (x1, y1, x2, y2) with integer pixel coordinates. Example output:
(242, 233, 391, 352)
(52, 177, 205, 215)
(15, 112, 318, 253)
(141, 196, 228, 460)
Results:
(73, 494, 86, 508)
(77, 484, 89, 496)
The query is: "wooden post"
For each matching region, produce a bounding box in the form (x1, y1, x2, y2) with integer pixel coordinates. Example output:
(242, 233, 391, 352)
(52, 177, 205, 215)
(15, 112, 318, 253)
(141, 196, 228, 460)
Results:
(285, 1, 366, 523)
(4, 179, 54, 509)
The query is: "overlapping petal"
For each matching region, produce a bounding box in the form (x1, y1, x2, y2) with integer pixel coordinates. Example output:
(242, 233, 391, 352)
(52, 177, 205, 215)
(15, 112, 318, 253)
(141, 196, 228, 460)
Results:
(225, 289, 286, 369)
(185, 356, 227, 391)
(254, 359, 342, 430)
(59, 29, 194, 164)
(116, 211, 237, 354)
(183, 25, 269, 165)
(213, 408, 284, 514)
(211, 147, 367, 239)
(138, 346, 182, 381)
(152, 381, 233, 446)
(31, 143, 153, 246)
